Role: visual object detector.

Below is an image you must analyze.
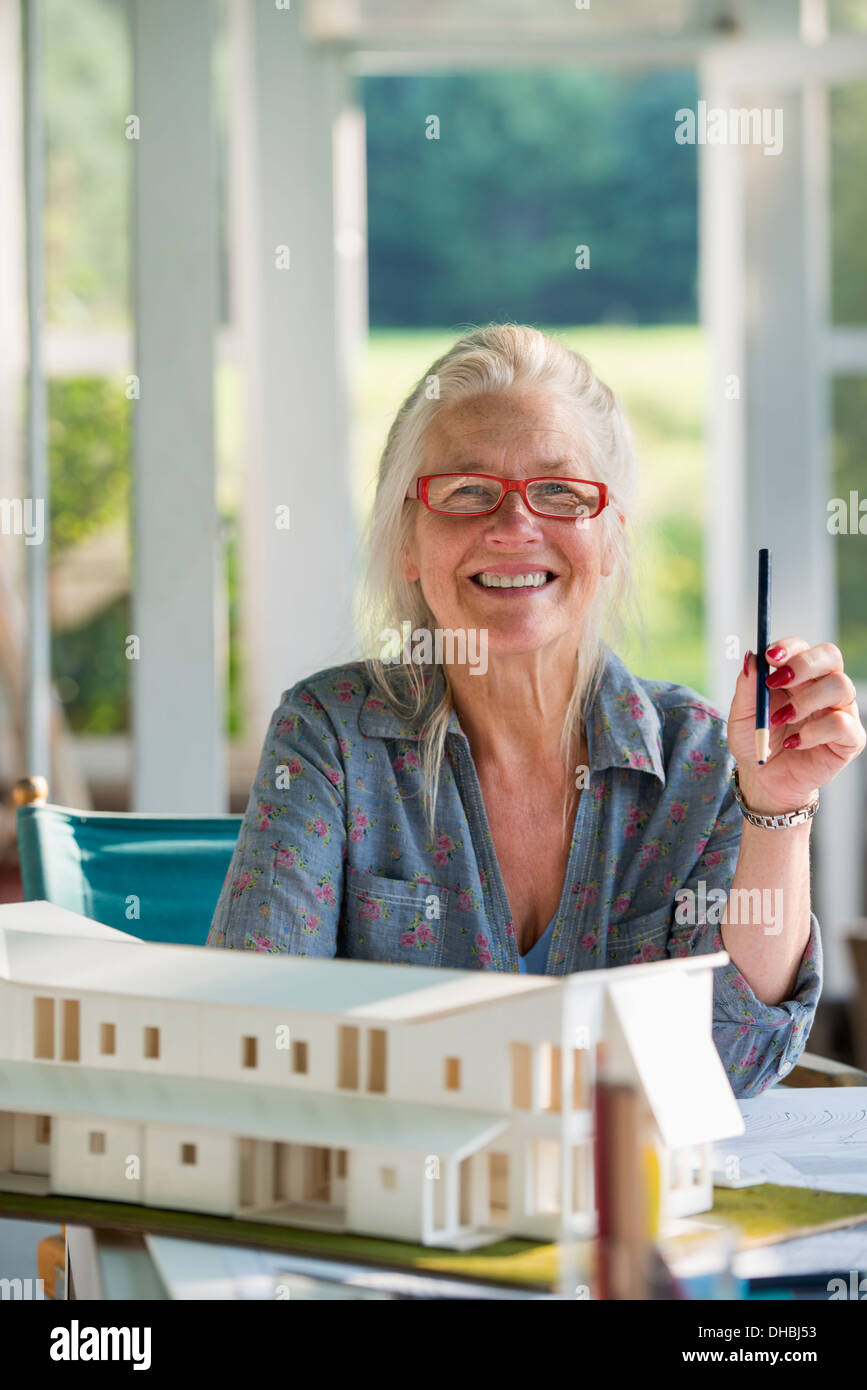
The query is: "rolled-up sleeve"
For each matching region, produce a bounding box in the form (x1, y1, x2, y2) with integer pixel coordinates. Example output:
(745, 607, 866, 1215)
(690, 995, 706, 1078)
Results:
(206, 681, 345, 956)
(667, 718, 823, 1099)
(711, 911, 822, 1098)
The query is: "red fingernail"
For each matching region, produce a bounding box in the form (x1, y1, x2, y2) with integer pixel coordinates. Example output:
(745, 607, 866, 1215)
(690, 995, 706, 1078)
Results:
(770, 703, 795, 727)
(767, 644, 786, 662)
(766, 666, 794, 688)
(782, 733, 801, 749)
(743, 650, 751, 676)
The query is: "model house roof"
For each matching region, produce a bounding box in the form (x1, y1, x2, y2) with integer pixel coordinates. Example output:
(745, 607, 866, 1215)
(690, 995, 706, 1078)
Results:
(0, 1058, 508, 1158)
(607, 972, 745, 1147)
(0, 901, 731, 1026)
(0, 901, 559, 1019)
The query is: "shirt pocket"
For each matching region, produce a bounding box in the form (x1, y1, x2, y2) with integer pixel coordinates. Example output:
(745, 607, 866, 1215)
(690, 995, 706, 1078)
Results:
(342, 867, 448, 966)
(606, 902, 673, 967)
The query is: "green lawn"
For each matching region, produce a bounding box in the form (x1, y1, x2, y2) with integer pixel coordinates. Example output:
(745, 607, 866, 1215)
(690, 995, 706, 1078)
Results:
(1, 1188, 557, 1290)
(353, 325, 710, 697)
(7, 1179, 867, 1293)
(712, 1182, 867, 1248)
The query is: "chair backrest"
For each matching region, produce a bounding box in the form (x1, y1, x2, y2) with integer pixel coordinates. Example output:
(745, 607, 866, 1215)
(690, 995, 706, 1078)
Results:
(16, 802, 242, 946)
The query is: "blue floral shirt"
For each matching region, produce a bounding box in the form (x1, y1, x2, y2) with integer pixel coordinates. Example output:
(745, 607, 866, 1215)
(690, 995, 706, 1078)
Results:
(206, 644, 822, 1098)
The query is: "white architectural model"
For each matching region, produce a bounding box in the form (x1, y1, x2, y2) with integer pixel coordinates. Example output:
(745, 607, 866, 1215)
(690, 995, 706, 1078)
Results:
(0, 901, 744, 1251)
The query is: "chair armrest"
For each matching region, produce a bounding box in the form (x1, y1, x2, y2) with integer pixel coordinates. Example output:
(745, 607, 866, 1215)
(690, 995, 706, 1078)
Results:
(778, 1050, 867, 1088)
(37, 1229, 66, 1299)
(13, 775, 49, 806)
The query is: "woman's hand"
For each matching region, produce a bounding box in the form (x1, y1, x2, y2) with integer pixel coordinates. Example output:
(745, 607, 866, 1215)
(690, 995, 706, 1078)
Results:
(729, 638, 866, 816)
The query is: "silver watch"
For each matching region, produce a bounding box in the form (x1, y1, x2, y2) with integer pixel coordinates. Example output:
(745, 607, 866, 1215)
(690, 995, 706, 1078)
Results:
(731, 766, 819, 829)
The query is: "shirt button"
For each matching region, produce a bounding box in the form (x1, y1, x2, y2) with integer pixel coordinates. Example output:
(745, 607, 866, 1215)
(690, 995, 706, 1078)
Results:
(778, 1061, 791, 1075)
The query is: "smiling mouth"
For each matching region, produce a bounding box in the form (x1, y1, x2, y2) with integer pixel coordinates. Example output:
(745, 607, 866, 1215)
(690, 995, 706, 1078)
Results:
(470, 570, 557, 590)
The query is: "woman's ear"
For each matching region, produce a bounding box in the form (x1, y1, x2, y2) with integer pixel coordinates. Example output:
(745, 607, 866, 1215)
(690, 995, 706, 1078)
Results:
(600, 510, 624, 578)
(600, 536, 616, 579)
(401, 544, 420, 585)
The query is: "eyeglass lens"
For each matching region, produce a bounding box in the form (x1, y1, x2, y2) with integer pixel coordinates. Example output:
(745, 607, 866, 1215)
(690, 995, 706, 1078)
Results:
(426, 475, 601, 517)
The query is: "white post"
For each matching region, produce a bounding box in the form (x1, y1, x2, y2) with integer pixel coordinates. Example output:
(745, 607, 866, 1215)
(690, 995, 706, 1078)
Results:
(130, 0, 223, 812)
(752, 81, 847, 1000)
(699, 72, 746, 717)
(228, 0, 359, 758)
(739, 88, 833, 652)
(21, 0, 51, 783)
(0, 0, 27, 781)
(799, 77, 862, 999)
(0, 0, 26, 515)
(700, 53, 853, 995)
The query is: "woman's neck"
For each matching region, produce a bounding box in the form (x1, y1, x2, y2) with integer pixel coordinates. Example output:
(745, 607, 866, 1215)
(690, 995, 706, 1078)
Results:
(445, 650, 584, 770)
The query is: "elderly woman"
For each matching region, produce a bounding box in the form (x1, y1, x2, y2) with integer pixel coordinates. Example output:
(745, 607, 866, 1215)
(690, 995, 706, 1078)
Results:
(207, 324, 865, 1099)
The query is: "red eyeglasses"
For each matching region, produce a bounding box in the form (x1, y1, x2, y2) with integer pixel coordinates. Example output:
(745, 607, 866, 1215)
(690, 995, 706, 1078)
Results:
(407, 473, 611, 520)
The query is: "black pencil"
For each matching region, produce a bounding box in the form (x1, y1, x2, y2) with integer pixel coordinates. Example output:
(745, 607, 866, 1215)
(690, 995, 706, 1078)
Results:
(756, 548, 771, 764)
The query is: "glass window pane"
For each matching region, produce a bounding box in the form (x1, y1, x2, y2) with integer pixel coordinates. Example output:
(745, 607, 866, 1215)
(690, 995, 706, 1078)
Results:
(830, 82, 867, 325)
(43, 0, 131, 330)
(831, 376, 867, 682)
(828, 0, 867, 33)
(49, 376, 132, 733)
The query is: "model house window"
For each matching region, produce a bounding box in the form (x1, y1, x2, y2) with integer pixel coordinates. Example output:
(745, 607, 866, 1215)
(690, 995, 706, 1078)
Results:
(444, 1057, 461, 1090)
(306, 1148, 332, 1202)
(690, 1148, 703, 1186)
(380, 1166, 397, 1191)
(89, 1132, 106, 1154)
(539, 1043, 562, 1112)
(61, 1000, 80, 1062)
(239, 1138, 255, 1207)
(488, 1152, 509, 1223)
(272, 1142, 290, 1202)
(532, 1139, 561, 1215)
(337, 1026, 359, 1089)
(335, 1149, 347, 1178)
(143, 1027, 160, 1059)
(572, 1048, 588, 1109)
(458, 1156, 472, 1225)
(100, 1023, 116, 1055)
(242, 1036, 258, 1068)
(292, 1040, 308, 1074)
(509, 1042, 532, 1109)
(34, 997, 54, 1059)
(181, 1144, 197, 1165)
(433, 1162, 447, 1230)
(571, 1144, 593, 1212)
(673, 1145, 702, 1189)
(35, 1116, 51, 1145)
(367, 1028, 387, 1093)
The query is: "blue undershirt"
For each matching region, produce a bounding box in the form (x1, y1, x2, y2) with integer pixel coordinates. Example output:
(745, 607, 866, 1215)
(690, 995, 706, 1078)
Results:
(517, 917, 556, 974)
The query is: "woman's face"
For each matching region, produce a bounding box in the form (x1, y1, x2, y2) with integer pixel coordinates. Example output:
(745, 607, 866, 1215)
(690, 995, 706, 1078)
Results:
(402, 389, 616, 660)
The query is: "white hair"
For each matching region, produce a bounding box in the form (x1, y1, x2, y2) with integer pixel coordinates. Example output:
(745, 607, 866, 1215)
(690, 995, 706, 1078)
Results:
(357, 323, 645, 832)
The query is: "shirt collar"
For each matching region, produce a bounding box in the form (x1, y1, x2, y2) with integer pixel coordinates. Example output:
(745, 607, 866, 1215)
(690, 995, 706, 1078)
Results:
(358, 643, 666, 785)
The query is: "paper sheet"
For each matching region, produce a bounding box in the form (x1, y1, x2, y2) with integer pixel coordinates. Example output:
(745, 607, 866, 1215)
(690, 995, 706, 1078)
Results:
(711, 1086, 867, 1194)
(143, 1234, 544, 1300)
(734, 1223, 867, 1280)
(145, 1235, 394, 1300)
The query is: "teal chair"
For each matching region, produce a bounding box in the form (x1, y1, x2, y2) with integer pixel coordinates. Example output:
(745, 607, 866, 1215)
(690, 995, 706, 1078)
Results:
(13, 777, 243, 1291)
(14, 778, 242, 946)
